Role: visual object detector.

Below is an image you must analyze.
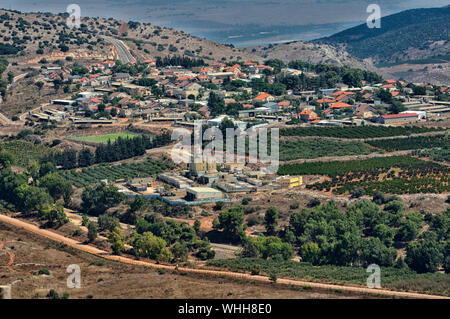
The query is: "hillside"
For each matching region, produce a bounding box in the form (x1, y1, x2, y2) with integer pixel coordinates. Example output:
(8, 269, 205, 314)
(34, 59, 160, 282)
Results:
(0, 9, 262, 66)
(243, 40, 375, 70)
(0, 9, 263, 117)
(316, 6, 450, 65)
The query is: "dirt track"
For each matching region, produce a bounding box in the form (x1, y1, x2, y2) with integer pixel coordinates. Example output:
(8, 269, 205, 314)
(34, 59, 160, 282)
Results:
(0, 241, 14, 272)
(281, 150, 413, 164)
(0, 213, 448, 299)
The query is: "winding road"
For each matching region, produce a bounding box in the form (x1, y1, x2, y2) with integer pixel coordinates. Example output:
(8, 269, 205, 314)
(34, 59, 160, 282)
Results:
(100, 35, 136, 64)
(0, 213, 448, 299)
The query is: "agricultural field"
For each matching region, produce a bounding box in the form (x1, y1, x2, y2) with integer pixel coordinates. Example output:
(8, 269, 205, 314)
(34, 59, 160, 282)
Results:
(0, 140, 52, 167)
(58, 158, 173, 188)
(280, 126, 443, 139)
(329, 174, 449, 195)
(367, 135, 449, 152)
(207, 258, 450, 297)
(280, 139, 375, 161)
(68, 132, 144, 144)
(279, 156, 449, 195)
(278, 156, 429, 176)
(413, 146, 450, 163)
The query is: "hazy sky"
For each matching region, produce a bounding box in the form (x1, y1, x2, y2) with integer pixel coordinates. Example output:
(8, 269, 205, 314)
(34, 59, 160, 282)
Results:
(2, 0, 449, 45)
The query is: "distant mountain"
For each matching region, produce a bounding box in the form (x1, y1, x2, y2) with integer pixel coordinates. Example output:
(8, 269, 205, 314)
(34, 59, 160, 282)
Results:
(316, 6, 450, 65)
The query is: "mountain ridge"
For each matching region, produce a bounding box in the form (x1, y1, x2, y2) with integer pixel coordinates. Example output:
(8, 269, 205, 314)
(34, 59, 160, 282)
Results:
(315, 6, 450, 64)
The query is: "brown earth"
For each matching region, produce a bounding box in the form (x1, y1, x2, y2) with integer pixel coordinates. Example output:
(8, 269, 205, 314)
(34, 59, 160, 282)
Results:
(0, 218, 374, 299)
(243, 41, 375, 70)
(378, 62, 450, 86)
(2, 212, 449, 299)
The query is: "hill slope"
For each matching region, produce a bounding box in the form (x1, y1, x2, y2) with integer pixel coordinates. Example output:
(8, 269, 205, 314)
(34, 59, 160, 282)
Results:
(0, 9, 262, 65)
(243, 41, 375, 70)
(316, 6, 450, 65)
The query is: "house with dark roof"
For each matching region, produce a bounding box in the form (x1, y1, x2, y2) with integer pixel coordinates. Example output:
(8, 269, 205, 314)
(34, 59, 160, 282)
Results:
(113, 72, 131, 81)
(355, 104, 379, 119)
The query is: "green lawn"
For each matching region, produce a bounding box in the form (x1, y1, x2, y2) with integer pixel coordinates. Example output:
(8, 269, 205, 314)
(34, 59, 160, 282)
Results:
(69, 132, 142, 144)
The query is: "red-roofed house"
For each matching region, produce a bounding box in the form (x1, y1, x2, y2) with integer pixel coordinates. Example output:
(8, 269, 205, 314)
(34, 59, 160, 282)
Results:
(379, 113, 419, 124)
(317, 98, 335, 104)
(300, 109, 318, 121)
(176, 75, 195, 82)
(335, 94, 355, 103)
(103, 61, 116, 68)
(143, 59, 156, 66)
(278, 101, 290, 109)
(330, 90, 346, 97)
(197, 74, 210, 81)
(253, 92, 274, 103)
(330, 102, 354, 109)
(380, 84, 396, 92)
(253, 92, 275, 102)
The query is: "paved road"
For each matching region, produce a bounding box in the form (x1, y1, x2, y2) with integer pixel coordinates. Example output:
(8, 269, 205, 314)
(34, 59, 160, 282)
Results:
(0, 213, 448, 299)
(100, 36, 135, 64)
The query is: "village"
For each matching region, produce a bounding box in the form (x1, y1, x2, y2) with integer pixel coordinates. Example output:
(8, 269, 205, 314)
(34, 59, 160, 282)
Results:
(29, 58, 450, 127)
(0, 5, 449, 301)
(13, 56, 447, 205)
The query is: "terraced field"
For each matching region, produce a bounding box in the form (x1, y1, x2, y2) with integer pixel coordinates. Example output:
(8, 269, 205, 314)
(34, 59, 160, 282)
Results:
(58, 158, 173, 187)
(279, 155, 450, 195)
(280, 139, 375, 161)
(0, 140, 52, 167)
(280, 126, 444, 139)
(367, 135, 449, 151)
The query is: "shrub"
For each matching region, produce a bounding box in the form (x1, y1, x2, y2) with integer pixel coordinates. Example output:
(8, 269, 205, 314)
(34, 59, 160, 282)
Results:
(350, 188, 365, 198)
(246, 215, 261, 227)
(269, 273, 277, 283)
(250, 264, 261, 275)
(38, 269, 50, 275)
(307, 198, 320, 208)
(214, 201, 225, 211)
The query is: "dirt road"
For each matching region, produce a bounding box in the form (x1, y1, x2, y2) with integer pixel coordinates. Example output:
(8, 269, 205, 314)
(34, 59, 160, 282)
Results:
(281, 150, 413, 164)
(0, 242, 15, 272)
(0, 213, 448, 299)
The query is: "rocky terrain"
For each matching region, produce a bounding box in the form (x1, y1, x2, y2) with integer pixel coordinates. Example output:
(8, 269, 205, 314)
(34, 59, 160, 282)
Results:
(0, 9, 262, 66)
(243, 41, 375, 70)
(317, 5, 450, 65)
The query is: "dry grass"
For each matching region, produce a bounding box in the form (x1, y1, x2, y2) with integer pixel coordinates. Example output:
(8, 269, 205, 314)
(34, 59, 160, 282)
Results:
(0, 222, 363, 299)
